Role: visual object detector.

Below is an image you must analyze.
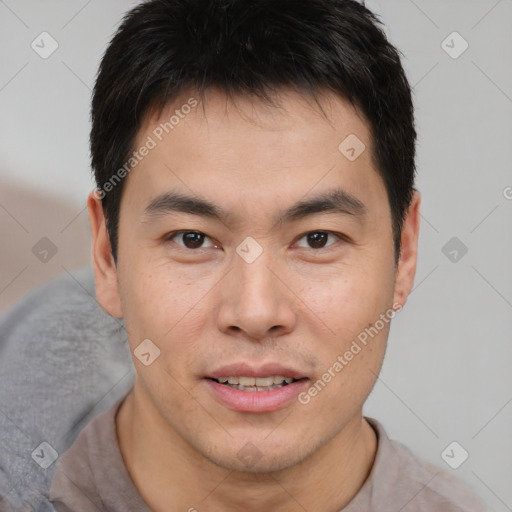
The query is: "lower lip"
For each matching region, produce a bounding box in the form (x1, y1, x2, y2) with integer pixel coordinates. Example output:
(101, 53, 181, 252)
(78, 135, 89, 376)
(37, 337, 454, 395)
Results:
(205, 379, 309, 413)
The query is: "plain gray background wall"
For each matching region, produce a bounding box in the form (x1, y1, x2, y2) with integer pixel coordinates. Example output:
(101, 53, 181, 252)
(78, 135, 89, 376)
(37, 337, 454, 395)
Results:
(0, 0, 511, 510)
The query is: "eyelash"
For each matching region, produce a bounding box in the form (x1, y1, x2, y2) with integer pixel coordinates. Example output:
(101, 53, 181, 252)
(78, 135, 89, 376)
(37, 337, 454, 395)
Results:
(164, 230, 347, 252)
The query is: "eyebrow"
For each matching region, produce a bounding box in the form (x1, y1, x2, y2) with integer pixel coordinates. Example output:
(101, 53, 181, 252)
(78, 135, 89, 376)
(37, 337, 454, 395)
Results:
(142, 187, 367, 226)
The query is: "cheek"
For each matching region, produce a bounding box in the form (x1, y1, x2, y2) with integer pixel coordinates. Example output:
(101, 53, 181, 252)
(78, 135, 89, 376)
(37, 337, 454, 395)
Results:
(297, 257, 395, 341)
(117, 260, 215, 370)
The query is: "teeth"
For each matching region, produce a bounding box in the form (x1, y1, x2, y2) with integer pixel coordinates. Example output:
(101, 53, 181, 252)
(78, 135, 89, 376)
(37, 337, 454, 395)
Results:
(239, 376, 256, 386)
(216, 375, 296, 386)
(255, 376, 274, 386)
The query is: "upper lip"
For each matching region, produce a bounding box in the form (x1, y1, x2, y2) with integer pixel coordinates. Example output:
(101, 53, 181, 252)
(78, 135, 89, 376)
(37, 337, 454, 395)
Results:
(207, 362, 307, 380)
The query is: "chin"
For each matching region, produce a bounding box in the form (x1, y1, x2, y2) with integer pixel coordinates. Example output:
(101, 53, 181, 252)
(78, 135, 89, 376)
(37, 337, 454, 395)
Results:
(203, 441, 314, 475)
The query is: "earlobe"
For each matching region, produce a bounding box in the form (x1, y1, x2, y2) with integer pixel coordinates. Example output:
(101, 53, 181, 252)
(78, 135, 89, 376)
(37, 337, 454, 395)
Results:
(392, 190, 421, 309)
(87, 191, 123, 318)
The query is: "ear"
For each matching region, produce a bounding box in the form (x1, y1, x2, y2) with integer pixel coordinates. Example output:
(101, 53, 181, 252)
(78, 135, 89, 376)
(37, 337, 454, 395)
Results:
(393, 190, 421, 309)
(87, 191, 123, 318)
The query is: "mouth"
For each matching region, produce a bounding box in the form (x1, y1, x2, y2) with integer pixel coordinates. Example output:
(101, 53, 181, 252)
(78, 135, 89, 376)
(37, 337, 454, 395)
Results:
(204, 364, 310, 412)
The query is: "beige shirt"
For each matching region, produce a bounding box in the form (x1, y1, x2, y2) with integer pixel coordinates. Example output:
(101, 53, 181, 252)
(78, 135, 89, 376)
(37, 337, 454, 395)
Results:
(49, 396, 491, 512)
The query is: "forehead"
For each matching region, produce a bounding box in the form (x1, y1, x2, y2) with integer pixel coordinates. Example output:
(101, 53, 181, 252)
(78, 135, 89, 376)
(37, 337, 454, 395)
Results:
(123, 88, 387, 223)
(139, 87, 372, 153)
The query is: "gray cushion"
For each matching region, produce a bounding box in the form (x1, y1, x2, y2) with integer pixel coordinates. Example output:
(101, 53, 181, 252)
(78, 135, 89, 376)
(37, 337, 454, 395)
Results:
(0, 267, 134, 511)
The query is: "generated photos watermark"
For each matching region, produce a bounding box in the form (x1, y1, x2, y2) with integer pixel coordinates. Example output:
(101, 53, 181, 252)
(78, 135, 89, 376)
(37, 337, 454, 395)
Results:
(298, 303, 402, 405)
(94, 97, 198, 200)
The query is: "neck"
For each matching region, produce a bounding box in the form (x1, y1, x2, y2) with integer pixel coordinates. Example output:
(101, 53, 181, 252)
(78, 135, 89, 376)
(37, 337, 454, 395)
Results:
(117, 385, 377, 512)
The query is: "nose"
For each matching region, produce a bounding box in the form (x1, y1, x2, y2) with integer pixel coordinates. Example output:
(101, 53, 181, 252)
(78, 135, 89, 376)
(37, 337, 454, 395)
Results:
(216, 251, 297, 342)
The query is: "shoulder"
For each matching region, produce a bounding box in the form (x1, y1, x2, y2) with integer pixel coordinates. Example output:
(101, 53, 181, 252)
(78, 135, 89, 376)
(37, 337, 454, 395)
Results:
(362, 418, 491, 512)
(49, 399, 123, 512)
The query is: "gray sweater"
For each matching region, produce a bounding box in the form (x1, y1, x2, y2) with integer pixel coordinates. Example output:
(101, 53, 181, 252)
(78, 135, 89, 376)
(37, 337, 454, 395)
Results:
(0, 268, 134, 511)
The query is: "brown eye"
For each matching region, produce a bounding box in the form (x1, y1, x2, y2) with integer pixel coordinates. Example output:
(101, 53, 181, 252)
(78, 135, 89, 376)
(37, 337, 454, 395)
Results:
(307, 232, 328, 249)
(181, 232, 205, 248)
(167, 231, 215, 249)
(295, 231, 340, 249)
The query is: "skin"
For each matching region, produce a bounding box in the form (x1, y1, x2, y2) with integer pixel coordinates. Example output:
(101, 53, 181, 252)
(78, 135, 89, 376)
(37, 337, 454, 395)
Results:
(88, 87, 420, 511)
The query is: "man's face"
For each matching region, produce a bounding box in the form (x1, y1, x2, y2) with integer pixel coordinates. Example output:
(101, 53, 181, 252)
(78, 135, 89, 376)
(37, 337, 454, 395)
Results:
(94, 89, 413, 473)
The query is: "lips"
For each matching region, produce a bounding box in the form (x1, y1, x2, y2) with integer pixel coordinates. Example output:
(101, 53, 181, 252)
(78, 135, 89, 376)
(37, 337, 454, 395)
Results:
(205, 363, 309, 412)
